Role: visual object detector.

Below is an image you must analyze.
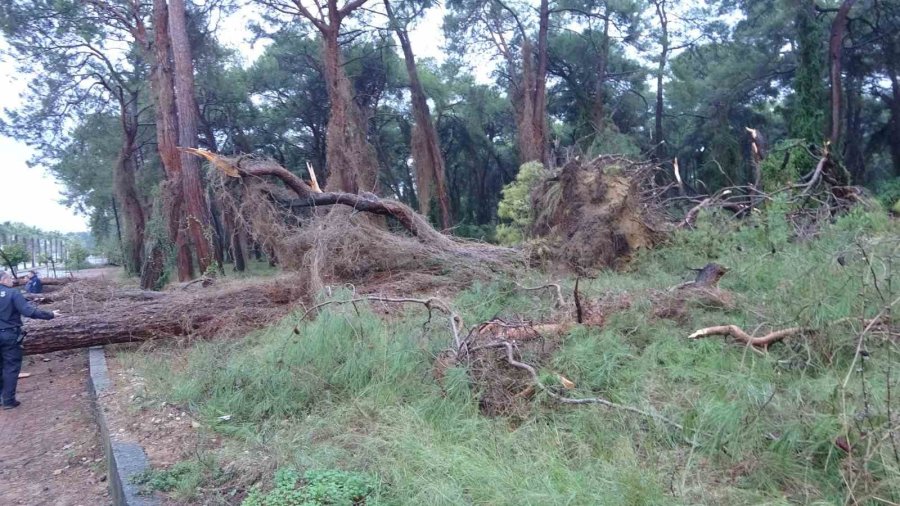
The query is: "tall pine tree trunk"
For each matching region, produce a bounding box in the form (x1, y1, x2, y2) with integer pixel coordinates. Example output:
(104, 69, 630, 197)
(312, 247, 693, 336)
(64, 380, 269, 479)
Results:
(653, 0, 669, 161)
(513, 0, 550, 167)
(384, 0, 452, 228)
(591, 19, 611, 134)
(320, 4, 380, 193)
(168, 0, 219, 275)
(533, 0, 550, 167)
(889, 71, 900, 177)
(828, 0, 857, 149)
(114, 90, 146, 275)
(141, 0, 193, 289)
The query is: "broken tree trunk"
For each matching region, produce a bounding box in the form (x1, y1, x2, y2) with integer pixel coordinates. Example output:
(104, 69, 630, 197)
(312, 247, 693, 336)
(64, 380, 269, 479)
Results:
(185, 150, 455, 246)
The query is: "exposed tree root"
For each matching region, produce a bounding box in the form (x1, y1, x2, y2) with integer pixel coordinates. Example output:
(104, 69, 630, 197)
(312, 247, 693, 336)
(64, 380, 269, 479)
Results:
(688, 325, 809, 349)
(514, 282, 565, 308)
(689, 311, 896, 349)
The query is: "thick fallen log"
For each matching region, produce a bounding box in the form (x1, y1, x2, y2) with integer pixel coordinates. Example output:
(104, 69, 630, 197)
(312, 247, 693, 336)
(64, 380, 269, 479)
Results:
(13, 277, 74, 288)
(20, 279, 302, 355)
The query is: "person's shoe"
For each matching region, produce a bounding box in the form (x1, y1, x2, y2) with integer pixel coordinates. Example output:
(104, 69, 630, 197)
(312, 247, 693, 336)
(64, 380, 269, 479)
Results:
(2, 401, 20, 410)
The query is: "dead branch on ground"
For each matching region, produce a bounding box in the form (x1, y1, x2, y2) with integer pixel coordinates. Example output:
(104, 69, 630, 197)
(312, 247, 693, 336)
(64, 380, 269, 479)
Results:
(514, 282, 565, 308)
(688, 325, 809, 349)
(466, 340, 684, 430)
(689, 311, 896, 349)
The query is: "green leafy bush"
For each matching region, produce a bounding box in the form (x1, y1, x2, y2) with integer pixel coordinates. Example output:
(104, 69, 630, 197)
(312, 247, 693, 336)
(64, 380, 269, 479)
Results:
(67, 242, 89, 270)
(759, 139, 816, 190)
(0, 242, 29, 276)
(243, 468, 379, 506)
(874, 177, 900, 213)
(496, 161, 547, 245)
(131, 461, 201, 495)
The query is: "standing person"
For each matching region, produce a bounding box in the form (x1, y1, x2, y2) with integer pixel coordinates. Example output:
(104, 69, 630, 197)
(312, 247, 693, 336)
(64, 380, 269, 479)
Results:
(0, 271, 57, 409)
(25, 270, 42, 294)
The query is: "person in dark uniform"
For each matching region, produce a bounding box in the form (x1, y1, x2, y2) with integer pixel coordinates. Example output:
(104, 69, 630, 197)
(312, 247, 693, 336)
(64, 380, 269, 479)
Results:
(25, 270, 42, 294)
(0, 271, 57, 409)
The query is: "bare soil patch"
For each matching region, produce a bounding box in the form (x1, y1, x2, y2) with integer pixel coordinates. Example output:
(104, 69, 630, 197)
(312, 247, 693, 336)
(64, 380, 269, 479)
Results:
(0, 350, 109, 505)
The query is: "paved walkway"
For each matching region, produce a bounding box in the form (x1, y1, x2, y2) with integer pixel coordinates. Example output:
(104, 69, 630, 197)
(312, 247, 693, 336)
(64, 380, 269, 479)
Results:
(0, 350, 109, 505)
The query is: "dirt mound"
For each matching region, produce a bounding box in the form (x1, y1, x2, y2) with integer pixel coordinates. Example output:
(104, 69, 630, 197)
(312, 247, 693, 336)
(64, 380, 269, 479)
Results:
(529, 156, 665, 271)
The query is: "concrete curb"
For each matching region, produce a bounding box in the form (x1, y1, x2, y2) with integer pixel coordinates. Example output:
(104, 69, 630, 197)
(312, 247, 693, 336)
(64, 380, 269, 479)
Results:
(88, 346, 159, 506)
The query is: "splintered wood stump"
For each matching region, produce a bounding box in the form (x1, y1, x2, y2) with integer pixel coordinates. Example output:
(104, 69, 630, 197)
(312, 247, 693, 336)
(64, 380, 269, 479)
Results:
(693, 263, 729, 287)
(19, 281, 301, 355)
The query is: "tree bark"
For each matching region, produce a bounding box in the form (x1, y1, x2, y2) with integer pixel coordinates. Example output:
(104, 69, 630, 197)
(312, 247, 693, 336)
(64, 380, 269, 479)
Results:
(591, 18, 611, 134)
(653, 0, 669, 161)
(828, 0, 857, 148)
(533, 0, 550, 167)
(169, 0, 218, 275)
(513, 0, 550, 167)
(20, 284, 298, 355)
(316, 0, 381, 193)
(384, 0, 452, 229)
(114, 89, 146, 275)
(141, 0, 193, 289)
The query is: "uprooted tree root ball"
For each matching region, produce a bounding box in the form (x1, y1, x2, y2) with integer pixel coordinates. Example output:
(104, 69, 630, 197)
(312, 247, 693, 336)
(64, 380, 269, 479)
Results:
(528, 156, 668, 271)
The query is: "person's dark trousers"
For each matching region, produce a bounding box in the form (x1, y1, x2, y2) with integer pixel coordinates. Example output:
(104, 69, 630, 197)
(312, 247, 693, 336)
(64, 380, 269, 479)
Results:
(0, 329, 23, 406)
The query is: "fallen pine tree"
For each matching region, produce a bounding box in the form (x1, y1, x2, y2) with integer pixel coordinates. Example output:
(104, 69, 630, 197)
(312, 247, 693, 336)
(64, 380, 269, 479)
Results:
(195, 151, 524, 294)
(17, 151, 524, 355)
(20, 277, 304, 355)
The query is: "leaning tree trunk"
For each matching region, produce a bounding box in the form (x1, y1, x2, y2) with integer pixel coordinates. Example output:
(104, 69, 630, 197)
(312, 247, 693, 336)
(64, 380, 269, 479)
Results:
(321, 21, 380, 193)
(169, 0, 219, 275)
(384, 0, 452, 228)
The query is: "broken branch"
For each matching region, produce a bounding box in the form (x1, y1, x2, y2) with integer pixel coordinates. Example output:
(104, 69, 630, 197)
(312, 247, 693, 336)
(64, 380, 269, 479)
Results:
(514, 282, 565, 308)
(688, 325, 808, 348)
(479, 340, 684, 430)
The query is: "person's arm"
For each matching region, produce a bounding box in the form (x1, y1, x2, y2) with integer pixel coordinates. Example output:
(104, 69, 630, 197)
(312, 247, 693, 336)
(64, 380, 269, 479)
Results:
(12, 291, 54, 320)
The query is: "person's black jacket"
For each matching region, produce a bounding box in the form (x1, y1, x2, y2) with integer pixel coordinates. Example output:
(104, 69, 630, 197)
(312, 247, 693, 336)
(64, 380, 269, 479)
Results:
(25, 276, 42, 294)
(0, 286, 54, 330)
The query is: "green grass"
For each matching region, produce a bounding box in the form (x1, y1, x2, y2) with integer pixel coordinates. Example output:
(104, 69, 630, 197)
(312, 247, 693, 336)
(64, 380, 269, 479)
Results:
(116, 209, 900, 505)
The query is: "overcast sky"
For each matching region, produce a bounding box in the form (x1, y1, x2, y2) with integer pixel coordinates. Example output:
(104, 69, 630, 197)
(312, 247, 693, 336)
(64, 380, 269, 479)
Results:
(0, 3, 447, 234)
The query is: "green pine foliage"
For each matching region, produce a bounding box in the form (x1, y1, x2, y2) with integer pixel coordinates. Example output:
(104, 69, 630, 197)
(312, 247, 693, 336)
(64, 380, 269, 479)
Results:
(496, 162, 547, 245)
